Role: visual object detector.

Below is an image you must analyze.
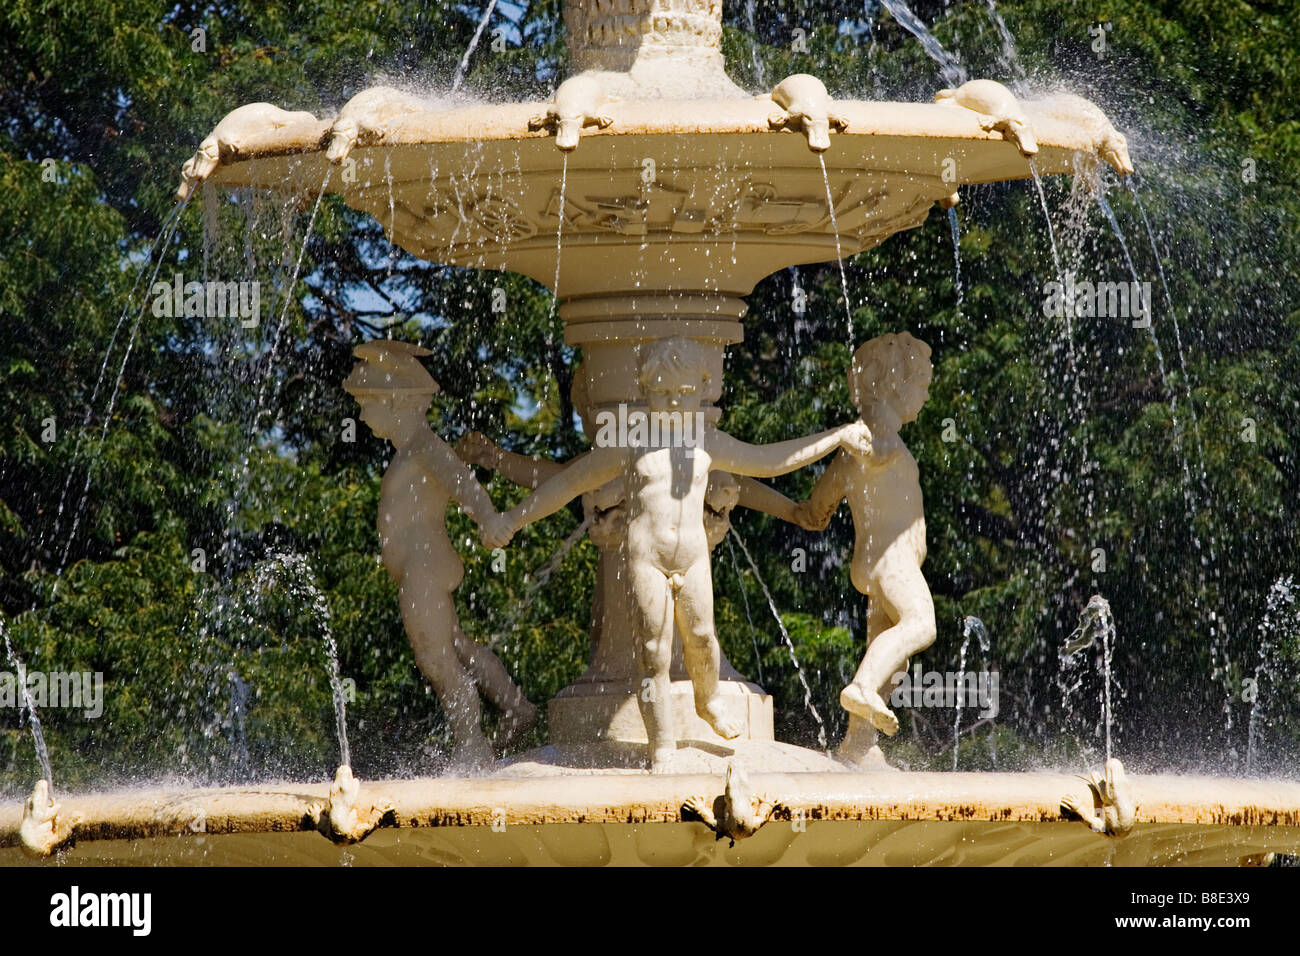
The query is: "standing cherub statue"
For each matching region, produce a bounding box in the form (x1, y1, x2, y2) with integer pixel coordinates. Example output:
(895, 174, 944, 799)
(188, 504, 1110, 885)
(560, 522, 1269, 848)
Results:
(457, 367, 805, 683)
(794, 332, 937, 770)
(481, 336, 873, 772)
(343, 340, 536, 769)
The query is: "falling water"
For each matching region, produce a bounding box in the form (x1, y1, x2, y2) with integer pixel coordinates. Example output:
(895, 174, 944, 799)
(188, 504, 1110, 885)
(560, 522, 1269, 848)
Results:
(1124, 176, 1211, 493)
(452, 0, 499, 93)
(1246, 577, 1296, 774)
(1027, 159, 1063, 286)
(726, 534, 765, 685)
(1061, 594, 1117, 761)
(947, 205, 963, 315)
(876, 0, 967, 87)
(1, 617, 54, 790)
(46, 198, 188, 562)
(952, 615, 990, 771)
(218, 168, 333, 566)
(729, 527, 828, 749)
(55, 193, 193, 582)
(983, 0, 1028, 89)
(257, 553, 351, 768)
(745, 0, 767, 88)
(818, 155, 855, 350)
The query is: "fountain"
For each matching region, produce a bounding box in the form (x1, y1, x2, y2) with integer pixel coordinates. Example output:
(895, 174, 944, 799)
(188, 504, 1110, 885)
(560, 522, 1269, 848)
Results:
(3, 0, 1299, 867)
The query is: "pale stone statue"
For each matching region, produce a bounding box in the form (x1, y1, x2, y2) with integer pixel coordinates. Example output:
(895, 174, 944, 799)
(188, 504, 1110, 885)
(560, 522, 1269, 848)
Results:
(935, 79, 1038, 157)
(1061, 757, 1137, 837)
(795, 332, 936, 770)
(344, 341, 536, 769)
(683, 759, 777, 846)
(457, 369, 803, 683)
(764, 74, 849, 152)
(482, 337, 872, 771)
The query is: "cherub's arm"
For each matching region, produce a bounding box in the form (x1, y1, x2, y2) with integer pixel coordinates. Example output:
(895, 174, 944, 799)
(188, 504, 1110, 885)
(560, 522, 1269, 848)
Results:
(708, 421, 870, 478)
(735, 476, 800, 525)
(419, 433, 503, 527)
(456, 431, 564, 489)
(794, 451, 852, 530)
(506, 447, 623, 532)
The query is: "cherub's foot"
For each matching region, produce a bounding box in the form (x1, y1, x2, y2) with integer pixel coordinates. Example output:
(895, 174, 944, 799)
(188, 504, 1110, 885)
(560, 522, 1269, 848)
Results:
(697, 696, 744, 740)
(493, 699, 539, 753)
(840, 682, 899, 736)
(833, 742, 899, 772)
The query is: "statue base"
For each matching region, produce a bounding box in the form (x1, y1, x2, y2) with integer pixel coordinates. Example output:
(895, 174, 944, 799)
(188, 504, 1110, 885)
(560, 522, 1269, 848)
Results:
(548, 677, 773, 746)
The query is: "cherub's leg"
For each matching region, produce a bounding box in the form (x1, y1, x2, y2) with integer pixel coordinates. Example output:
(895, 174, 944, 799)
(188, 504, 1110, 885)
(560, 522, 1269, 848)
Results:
(628, 563, 677, 772)
(674, 565, 743, 740)
(398, 577, 493, 769)
(452, 631, 538, 750)
(841, 561, 936, 736)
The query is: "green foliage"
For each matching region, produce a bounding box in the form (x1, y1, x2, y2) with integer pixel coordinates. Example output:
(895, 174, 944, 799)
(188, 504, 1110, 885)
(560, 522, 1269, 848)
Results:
(2, 0, 1298, 794)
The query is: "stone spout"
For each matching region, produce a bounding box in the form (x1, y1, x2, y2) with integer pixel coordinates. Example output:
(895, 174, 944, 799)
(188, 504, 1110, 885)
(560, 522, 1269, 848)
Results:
(935, 79, 1038, 158)
(19, 779, 75, 858)
(177, 102, 319, 201)
(765, 74, 848, 152)
(1025, 92, 1134, 176)
(326, 86, 429, 165)
(319, 765, 391, 844)
(529, 75, 614, 151)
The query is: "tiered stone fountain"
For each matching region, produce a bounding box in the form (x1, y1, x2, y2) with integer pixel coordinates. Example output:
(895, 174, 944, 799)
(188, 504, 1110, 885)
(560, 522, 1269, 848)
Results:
(4, 0, 1299, 866)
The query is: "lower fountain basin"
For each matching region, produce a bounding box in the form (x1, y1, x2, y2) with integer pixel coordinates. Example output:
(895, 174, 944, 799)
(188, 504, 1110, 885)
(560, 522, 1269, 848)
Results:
(5, 771, 1297, 867)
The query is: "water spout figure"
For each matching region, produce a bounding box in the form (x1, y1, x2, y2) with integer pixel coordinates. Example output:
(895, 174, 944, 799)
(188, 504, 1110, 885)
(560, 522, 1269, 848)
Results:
(765, 74, 849, 151)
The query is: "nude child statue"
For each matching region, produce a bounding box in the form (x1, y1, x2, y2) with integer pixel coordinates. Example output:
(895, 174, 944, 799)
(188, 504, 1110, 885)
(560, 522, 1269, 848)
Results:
(343, 340, 536, 769)
(456, 368, 805, 680)
(481, 336, 873, 772)
(794, 332, 937, 770)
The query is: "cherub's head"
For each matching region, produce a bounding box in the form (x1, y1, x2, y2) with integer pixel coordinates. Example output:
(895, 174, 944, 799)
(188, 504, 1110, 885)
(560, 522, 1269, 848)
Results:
(639, 336, 711, 416)
(343, 340, 438, 443)
(849, 332, 932, 423)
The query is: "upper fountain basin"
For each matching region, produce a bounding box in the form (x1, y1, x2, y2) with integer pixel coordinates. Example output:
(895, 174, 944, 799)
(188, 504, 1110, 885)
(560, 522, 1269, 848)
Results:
(183, 88, 1132, 301)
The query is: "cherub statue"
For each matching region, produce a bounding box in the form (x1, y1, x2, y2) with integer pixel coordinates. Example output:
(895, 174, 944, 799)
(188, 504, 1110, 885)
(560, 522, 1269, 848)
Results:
(457, 368, 804, 682)
(343, 341, 536, 769)
(482, 337, 872, 772)
(794, 332, 936, 770)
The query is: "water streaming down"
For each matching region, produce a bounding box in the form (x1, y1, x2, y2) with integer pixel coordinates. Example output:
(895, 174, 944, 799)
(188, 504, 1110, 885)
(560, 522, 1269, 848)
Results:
(217, 167, 333, 568)
(744, 0, 766, 88)
(255, 553, 352, 768)
(1246, 577, 1297, 774)
(876, 0, 967, 88)
(983, 0, 1028, 89)
(728, 527, 828, 750)
(55, 194, 195, 583)
(1, 617, 54, 790)
(725, 534, 765, 685)
(1060, 594, 1118, 762)
(45, 199, 190, 570)
(1123, 176, 1212, 498)
(952, 615, 990, 771)
(451, 0, 499, 93)
(947, 205, 963, 315)
(1027, 159, 1064, 287)
(818, 154, 855, 352)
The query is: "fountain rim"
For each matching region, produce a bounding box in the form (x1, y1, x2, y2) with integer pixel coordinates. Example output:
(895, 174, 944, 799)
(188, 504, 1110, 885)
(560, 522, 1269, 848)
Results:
(197, 95, 1129, 197)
